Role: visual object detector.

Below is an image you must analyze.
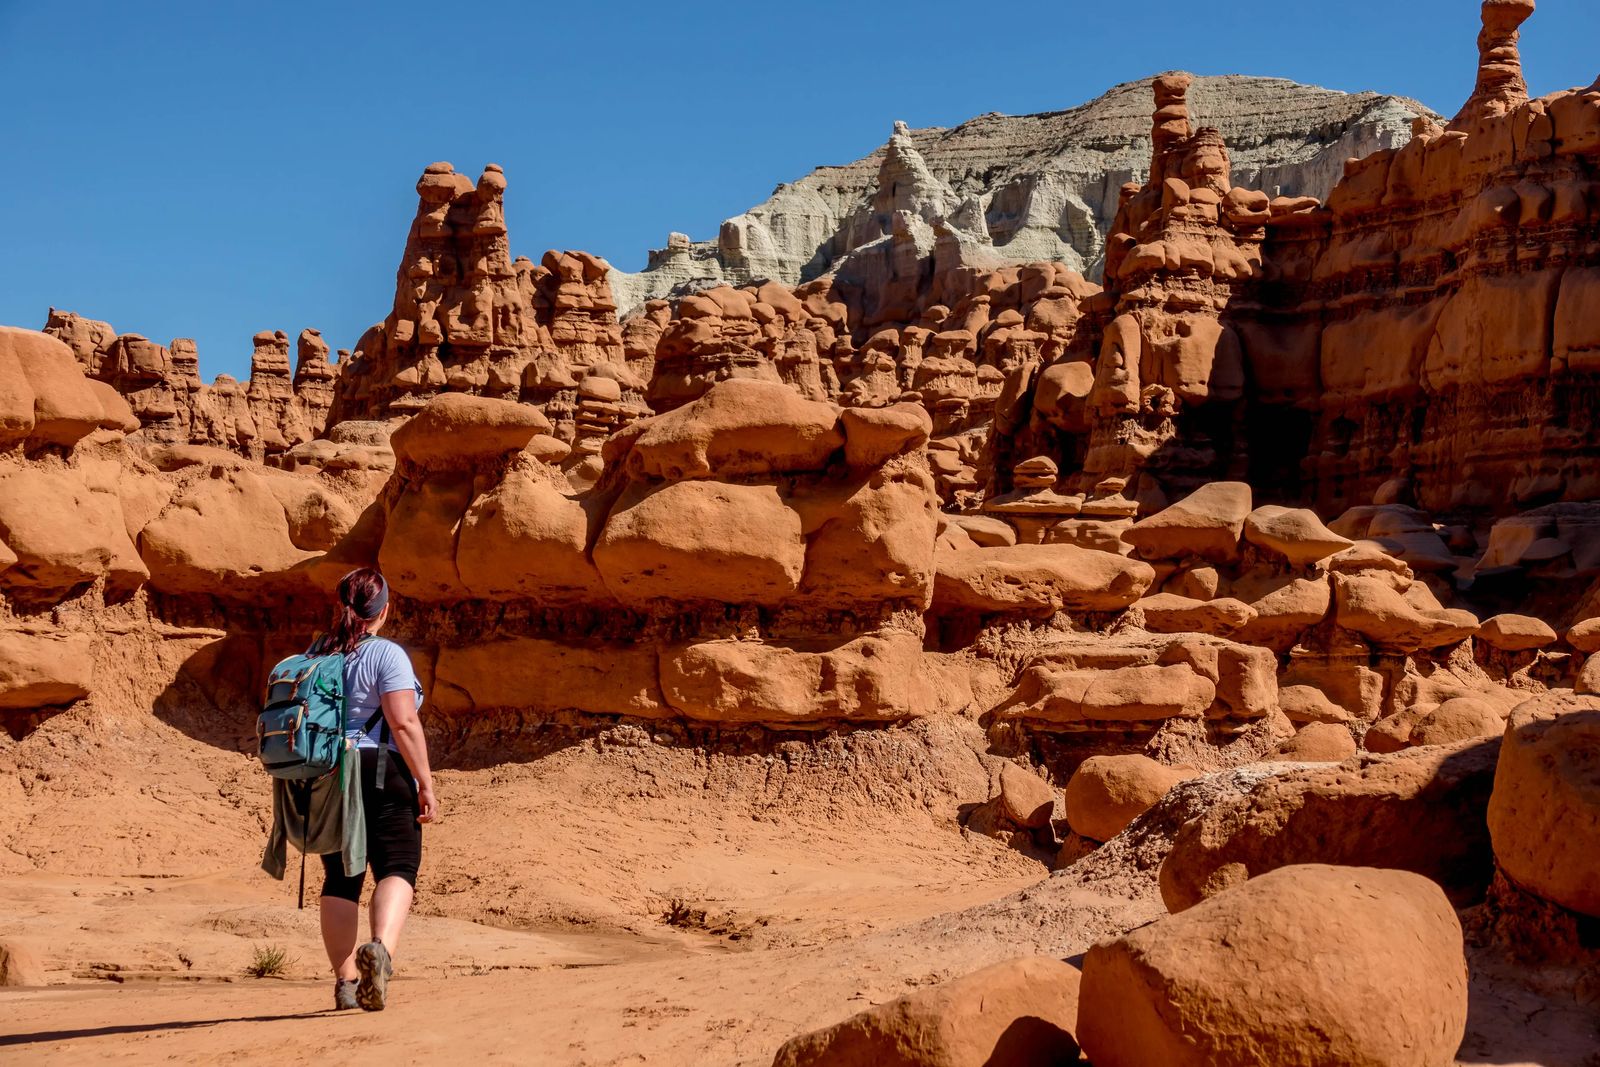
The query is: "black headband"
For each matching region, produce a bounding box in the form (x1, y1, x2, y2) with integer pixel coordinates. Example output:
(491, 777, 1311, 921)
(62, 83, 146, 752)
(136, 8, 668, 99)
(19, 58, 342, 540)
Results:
(345, 571, 389, 621)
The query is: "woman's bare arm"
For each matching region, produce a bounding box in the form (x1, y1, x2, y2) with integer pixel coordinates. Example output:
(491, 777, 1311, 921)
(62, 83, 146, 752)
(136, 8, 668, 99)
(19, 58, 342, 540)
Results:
(379, 688, 437, 823)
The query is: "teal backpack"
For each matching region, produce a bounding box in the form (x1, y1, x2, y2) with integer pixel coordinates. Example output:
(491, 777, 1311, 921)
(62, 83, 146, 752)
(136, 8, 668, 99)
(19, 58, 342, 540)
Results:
(258, 641, 364, 779)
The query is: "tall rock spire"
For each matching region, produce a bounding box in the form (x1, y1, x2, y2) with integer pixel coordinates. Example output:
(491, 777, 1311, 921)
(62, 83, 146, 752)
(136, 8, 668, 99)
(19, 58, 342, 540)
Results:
(1149, 73, 1194, 185)
(1450, 0, 1536, 130)
(871, 120, 959, 228)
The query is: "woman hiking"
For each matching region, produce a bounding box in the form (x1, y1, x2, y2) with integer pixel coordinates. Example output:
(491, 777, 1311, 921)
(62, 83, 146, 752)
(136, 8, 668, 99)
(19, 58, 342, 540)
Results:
(315, 567, 438, 1011)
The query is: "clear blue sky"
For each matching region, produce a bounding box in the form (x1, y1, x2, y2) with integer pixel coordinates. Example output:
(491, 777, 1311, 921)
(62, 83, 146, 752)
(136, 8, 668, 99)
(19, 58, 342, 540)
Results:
(3, 0, 1595, 380)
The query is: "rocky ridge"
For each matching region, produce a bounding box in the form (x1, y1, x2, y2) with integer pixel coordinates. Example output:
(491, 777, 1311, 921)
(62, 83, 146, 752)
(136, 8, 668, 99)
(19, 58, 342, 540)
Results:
(608, 74, 1434, 315)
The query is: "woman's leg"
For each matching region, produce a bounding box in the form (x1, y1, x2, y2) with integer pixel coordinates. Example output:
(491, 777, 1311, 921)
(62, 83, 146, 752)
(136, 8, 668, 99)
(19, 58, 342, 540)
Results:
(369, 876, 415, 954)
(319, 853, 366, 980)
(320, 895, 361, 980)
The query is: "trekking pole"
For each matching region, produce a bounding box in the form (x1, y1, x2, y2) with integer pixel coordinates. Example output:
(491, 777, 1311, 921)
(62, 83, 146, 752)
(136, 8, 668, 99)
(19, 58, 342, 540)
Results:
(298, 788, 310, 910)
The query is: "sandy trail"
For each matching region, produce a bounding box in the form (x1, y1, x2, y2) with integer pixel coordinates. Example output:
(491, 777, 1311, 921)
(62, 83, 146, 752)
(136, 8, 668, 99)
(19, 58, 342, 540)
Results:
(3, 709, 1594, 1065)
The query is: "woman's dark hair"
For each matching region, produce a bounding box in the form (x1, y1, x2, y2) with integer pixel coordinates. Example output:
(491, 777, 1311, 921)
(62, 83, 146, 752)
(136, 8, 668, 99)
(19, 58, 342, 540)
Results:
(318, 568, 390, 655)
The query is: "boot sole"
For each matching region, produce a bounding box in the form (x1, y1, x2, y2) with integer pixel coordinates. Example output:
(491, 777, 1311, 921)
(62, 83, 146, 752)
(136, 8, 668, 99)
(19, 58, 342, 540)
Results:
(355, 942, 391, 1011)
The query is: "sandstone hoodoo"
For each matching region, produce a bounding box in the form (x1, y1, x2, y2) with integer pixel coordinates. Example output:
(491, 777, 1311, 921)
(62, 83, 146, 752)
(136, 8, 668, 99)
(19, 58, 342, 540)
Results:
(4, 0, 1598, 1061)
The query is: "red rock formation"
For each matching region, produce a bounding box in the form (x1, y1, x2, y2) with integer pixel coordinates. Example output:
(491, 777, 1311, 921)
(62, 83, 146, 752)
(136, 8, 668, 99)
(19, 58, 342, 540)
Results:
(41, 310, 340, 461)
(331, 163, 650, 476)
(993, 0, 1600, 523)
(640, 262, 1100, 507)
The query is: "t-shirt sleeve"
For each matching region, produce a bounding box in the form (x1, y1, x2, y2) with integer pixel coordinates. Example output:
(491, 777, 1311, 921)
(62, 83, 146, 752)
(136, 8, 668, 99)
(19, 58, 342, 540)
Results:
(375, 641, 419, 697)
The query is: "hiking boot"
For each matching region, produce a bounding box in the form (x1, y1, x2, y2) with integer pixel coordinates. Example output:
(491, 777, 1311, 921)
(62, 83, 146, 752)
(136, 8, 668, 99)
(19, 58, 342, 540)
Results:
(334, 978, 359, 1011)
(354, 940, 393, 1011)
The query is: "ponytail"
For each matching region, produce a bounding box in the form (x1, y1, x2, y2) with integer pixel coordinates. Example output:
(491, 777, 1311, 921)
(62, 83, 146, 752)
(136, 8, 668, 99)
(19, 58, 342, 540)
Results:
(318, 568, 390, 655)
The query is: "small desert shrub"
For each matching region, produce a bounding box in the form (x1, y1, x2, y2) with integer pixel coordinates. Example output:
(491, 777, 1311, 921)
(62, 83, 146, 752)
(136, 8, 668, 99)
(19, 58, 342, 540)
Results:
(661, 898, 707, 929)
(245, 943, 295, 978)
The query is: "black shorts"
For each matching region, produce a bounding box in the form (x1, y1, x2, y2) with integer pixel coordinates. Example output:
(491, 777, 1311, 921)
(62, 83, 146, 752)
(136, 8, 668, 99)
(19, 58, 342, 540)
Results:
(320, 746, 422, 902)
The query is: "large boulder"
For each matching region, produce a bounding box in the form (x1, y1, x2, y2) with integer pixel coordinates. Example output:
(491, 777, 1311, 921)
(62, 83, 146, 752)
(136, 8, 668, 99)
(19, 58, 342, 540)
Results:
(840, 403, 931, 467)
(992, 762, 1055, 829)
(0, 631, 93, 709)
(1159, 740, 1499, 911)
(1486, 692, 1600, 917)
(772, 956, 1080, 1067)
(390, 393, 551, 467)
(1006, 663, 1215, 725)
(1135, 592, 1255, 636)
(0, 331, 37, 447)
(455, 462, 607, 600)
(0, 326, 103, 446)
(1121, 481, 1252, 562)
(1242, 505, 1353, 566)
(793, 469, 937, 606)
(1230, 575, 1332, 650)
(1410, 697, 1504, 747)
(1333, 573, 1479, 651)
(1476, 613, 1557, 652)
(140, 468, 317, 596)
(627, 379, 843, 479)
(1275, 722, 1357, 762)
(594, 480, 805, 605)
(932, 544, 1153, 615)
(660, 633, 956, 723)
(0, 465, 146, 597)
(1565, 616, 1600, 653)
(1064, 754, 1196, 842)
(1078, 865, 1468, 1067)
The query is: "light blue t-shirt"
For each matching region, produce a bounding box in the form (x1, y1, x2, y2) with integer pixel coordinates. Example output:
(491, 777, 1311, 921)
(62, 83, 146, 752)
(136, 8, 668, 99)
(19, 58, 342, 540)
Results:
(343, 637, 423, 751)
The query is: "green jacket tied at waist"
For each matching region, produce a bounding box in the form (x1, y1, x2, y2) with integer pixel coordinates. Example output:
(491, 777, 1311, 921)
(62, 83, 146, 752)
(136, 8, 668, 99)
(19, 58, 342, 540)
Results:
(261, 740, 366, 880)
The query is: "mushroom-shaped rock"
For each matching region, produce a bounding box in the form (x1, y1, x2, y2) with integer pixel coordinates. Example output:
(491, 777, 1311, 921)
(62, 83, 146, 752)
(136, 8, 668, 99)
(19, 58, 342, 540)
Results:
(1410, 697, 1505, 747)
(1243, 505, 1353, 566)
(932, 544, 1153, 615)
(1064, 754, 1196, 842)
(1275, 722, 1357, 762)
(628, 379, 843, 479)
(1136, 592, 1255, 636)
(1078, 865, 1468, 1067)
(1486, 692, 1600, 917)
(771, 956, 1081, 1067)
(391, 393, 552, 467)
(1121, 481, 1252, 563)
(1158, 740, 1500, 912)
(1477, 613, 1557, 651)
(840, 403, 930, 467)
(1566, 617, 1600, 653)
(1327, 541, 1413, 583)
(1333, 573, 1479, 651)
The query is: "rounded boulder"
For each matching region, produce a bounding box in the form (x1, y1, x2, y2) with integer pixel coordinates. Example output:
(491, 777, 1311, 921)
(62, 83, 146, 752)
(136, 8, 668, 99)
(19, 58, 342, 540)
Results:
(1064, 754, 1195, 842)
(1078, 864, 1468, 1067)
(1486, 692, 1600, 916)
